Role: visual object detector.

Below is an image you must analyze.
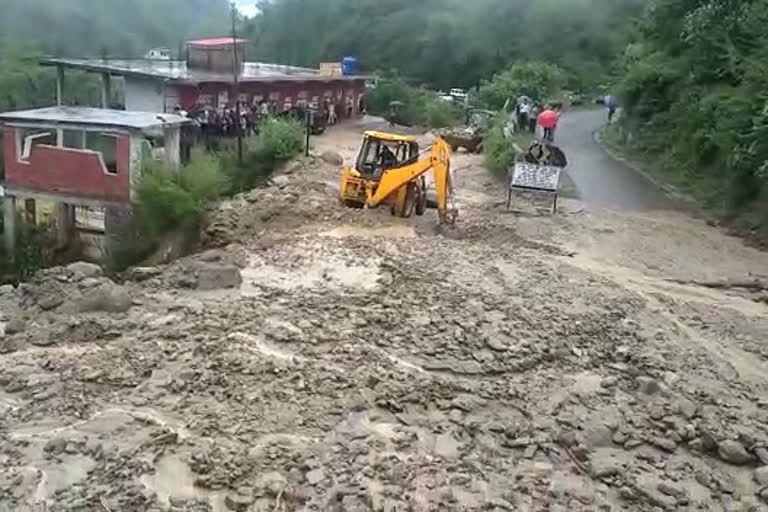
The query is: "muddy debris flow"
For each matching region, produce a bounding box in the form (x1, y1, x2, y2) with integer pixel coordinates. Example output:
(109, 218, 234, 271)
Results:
(3, 121, 768, 511)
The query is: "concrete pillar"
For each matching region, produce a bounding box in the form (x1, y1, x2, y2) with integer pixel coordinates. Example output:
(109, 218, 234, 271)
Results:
(55, 203, 76, 250)
(164, 126, 181, 171)
(56, 66, 65, 106)
(101, 73, 111, 109)
(24, 199, 36, 226)
(3, 197, 16, 255)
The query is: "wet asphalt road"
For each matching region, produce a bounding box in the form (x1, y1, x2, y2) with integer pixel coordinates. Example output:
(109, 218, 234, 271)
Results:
(557, 109, 673, 210)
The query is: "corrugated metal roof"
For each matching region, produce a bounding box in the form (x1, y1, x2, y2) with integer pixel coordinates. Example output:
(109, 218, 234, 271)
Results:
(40, 58, 371, 85)
(187, 37, 248, 47)
(0, 107, 190, 130)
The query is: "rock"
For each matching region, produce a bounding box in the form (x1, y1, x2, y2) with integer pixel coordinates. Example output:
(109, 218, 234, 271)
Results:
(754, 466, 768, 486)
(67, 262, 103, 280)
(676, 398, 698, 420)
(0, 284, 14, 295)
(225, 492, 253, 511)
(271, 175, 291, 188)
(5, 316, 26, 335)
(650, 436, 677, 453)
(657, 483, 685, 499)
(612, 431, 628, 445)
(306, 468, 325, 486)
(485, 337, 507, 352)
(38, 292, 64, 311)
(85, 439, 103, 458)
(74, 283, 132, 313)
(600, 376, 618, 388)
(320, 150, 344, 166)
(254, 472, 287, 496)
(196, 264, 242, 291)
(760, 488, 768, 505)
(636, 376, 660, 395)
(718, 439, 753, 465)
(44, 438, 67, 455)
(125, 266, 162, 282)
(434, 433, 461, 459)
(585, 424, 613, 449)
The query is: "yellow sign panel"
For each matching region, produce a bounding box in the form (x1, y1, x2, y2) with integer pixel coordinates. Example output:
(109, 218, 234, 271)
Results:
(320, 62, 342, 76)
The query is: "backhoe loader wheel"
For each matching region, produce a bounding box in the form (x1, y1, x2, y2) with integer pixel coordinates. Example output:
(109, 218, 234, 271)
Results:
(415, 180, 427, 216)
(395, 183, 418, 218)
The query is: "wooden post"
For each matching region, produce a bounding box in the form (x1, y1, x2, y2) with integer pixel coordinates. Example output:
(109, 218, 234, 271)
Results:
(55, 203, 75, 250)
(3, 196, 16, 256)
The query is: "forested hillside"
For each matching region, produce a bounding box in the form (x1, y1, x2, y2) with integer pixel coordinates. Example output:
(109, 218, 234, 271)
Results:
(616, 0, 768, 233)
(0, 0, 230, 111)
(243, 0, 647, 90)
(0, 0, 230, 57)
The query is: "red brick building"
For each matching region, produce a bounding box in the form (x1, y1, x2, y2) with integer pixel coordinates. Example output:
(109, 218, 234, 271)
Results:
(43, 38, 370, 116)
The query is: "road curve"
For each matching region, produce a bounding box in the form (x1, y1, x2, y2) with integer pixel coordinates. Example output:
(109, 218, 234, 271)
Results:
(557, 109, 673, 210)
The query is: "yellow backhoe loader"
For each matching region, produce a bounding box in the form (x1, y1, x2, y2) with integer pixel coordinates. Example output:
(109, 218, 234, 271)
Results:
(339, 131, 457, 224)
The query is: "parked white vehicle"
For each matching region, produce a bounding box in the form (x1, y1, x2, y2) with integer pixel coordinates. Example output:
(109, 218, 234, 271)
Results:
(449, 88, 468, 102)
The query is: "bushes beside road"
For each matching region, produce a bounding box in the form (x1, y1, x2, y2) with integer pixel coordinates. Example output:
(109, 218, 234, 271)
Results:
(118, 118, 305, 268)
(366, 73, 461, 129)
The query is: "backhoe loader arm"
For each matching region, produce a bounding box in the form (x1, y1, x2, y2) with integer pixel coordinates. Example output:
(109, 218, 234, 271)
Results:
(368, 139, 453, 222)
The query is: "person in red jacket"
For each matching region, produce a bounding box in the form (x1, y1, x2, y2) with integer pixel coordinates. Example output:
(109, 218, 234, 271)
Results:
(538, 105, 559, 143)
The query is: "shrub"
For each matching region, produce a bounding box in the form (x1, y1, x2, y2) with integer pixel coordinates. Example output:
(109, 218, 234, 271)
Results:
(136, 154, 230, 238)
(367, 71, 461, 128)
(221, 118, 304, 193)
(484, 117, 517, 177)
(476, 61, 566, 110)
(423, 98, 460, 129)
(260, 118, 305, 160)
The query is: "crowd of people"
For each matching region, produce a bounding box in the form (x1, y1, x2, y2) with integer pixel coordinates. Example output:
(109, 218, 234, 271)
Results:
(514, 96, 562, 143)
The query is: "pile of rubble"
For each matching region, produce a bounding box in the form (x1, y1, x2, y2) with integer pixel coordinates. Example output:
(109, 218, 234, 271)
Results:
(2, 143, 768, 511)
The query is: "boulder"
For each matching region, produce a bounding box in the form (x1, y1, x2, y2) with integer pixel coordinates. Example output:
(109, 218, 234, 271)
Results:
(75, 283, 132, 313)
(196, 264, 243, 291)
(320, 150, 344, 166)
(5, 316, 26, 335)
(754, 466, 768, 486)
(66, 262, 103, 280)
(718, 439, 753, 465)
(271, 175, 291, 189)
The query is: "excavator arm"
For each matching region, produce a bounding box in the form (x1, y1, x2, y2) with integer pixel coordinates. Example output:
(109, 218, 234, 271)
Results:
(367, 138, 454, 223)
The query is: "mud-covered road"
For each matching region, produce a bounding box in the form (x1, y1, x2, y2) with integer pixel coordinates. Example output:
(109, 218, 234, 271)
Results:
(3, 118, 768, 511)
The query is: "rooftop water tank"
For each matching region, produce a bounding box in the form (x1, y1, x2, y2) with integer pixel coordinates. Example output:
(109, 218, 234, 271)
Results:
(342, 56, 359, 76)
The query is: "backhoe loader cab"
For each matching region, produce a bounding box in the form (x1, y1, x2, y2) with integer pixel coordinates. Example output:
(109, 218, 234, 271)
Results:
(355, 131, 420, 179)
(340, 131, 457, 224)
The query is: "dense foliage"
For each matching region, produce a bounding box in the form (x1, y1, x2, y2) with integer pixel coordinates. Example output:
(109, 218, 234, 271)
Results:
(244, 0, 646, 91)
(365, 73, 461, 128)
(475, 61, 566, 110)
(616, 0, 768, 231)
(0, 0, 229, 57)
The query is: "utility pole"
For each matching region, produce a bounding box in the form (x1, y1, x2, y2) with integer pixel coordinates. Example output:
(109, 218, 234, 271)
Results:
(231, 2, 243, 165)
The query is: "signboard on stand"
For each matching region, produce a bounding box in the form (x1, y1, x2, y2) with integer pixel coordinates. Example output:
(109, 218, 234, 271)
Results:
(507, 162, 563, 213)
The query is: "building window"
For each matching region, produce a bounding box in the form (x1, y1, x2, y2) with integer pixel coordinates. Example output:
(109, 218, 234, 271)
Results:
(18, 128, 55, 162)
(86, 132, 119, 174)
(62, 129, 85, 149)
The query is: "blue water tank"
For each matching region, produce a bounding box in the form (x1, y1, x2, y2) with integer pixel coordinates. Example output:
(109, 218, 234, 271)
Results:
(342, 56, 359, 76)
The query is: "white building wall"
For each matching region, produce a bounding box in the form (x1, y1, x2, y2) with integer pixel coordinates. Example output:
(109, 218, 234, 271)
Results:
(124, 77, 166, 112)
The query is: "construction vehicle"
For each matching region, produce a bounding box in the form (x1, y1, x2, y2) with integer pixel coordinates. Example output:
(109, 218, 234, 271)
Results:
(339, 131, 457, 224)
(439, 109, 495, 153)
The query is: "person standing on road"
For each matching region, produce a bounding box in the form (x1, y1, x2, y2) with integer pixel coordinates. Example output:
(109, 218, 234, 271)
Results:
(538, 105, 559, 143)
(605, 94, 617, 122)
